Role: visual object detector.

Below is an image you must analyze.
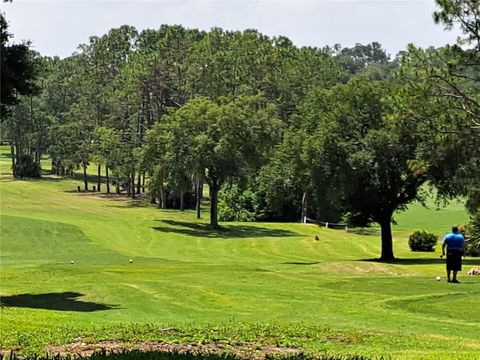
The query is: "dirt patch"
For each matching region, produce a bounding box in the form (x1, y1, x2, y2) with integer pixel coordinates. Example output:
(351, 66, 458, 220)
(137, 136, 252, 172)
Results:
(43, 341, 303, 359)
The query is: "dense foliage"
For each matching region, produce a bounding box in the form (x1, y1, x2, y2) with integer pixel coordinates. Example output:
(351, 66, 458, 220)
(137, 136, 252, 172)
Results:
(465, 214, 480, 256)
(408, 231, 439, 252)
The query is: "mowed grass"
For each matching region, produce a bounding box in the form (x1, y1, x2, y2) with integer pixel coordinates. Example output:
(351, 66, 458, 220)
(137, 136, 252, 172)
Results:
(1, 146, 480, 359)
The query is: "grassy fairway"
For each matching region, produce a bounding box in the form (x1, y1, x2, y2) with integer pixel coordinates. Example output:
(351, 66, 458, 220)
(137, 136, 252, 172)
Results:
(1, 147, 479, 359)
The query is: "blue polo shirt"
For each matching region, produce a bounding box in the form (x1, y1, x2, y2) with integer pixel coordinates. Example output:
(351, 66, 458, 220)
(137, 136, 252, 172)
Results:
(443, 232, 465, 251)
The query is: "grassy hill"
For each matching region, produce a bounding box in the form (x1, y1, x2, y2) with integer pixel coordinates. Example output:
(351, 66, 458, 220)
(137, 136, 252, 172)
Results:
(1, 147, 479, 359)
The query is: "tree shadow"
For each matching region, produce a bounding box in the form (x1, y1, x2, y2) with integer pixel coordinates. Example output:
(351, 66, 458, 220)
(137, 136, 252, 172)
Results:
(107, 199, 151, 208)
(152, 220, 298, 239)
(0, 292, 117, 312)
(346, 228, 381, 236)
(30, 176, 65, 182)
(282, 261, 321, 265)
(360, 257, 480, 265)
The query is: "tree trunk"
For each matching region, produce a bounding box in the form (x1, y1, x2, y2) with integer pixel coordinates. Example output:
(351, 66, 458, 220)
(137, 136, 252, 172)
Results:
(301, 192, 307, 223)
(196, 178, 202, 219)
(35, 133, 41, 165)
(15, 143, 21, 168)
(116, 182, 120, 194)
(379, 213, 395, 261)
(106, 166, 110, 194)
(136, 174, 141, 194)
(150, 195, 156, 204)
(30, 95, 39, 165)
(180, 190, 184, 211)
(131, 172, 136, 199)
(160, 186, 166, 209)
(83, 162, 88, 191)
(97, 164, 101, 192)
(209, 180, 219, 230)
(142, 173, 145, 193)
(10, 142, 16, 178)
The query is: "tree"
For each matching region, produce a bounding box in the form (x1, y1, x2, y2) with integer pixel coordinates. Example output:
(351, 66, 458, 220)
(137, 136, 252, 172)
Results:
(328, 42, 394, 82)
(254, 131, 310, 221)
(0, 14, 39, 117)
(93, 126, 124, 194)
(1, 13, 40, 177)
(148, 95, 280, 229)
(299, 78, 432, 260)
(434, 0, 480, 50)
(397, 0, 480, 210)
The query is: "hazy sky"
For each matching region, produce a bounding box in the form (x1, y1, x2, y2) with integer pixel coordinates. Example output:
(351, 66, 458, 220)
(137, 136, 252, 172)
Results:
(1, 0, 461, 58)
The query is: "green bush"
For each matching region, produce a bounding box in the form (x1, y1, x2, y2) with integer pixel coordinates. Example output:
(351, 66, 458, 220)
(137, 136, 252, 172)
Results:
(14, 154, 41, 178)
(218, 184, 261, 222)
(408, 230, 438, 252)
(465, 214, 480, 257)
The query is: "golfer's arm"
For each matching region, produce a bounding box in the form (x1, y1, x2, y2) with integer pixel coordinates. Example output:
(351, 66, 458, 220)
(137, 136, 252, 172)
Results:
(442, 241, 446, 255)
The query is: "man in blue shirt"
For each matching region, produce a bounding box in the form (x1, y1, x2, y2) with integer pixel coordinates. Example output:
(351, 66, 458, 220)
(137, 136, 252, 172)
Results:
(442, 226, 465, 283)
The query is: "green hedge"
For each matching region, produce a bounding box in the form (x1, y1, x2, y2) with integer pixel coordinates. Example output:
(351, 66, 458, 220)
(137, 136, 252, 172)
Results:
(408, 230, 438, 252)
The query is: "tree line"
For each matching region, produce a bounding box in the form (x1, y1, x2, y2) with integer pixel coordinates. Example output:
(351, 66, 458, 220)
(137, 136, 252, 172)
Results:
(1, 0, 479, 260)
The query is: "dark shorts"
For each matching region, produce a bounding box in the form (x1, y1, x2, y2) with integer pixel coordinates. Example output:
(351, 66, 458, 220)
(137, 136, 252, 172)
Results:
(446, 250, 463, 271)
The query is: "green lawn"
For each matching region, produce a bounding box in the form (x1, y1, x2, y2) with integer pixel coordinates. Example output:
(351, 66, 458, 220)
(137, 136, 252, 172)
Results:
(1, 147, 479, 359)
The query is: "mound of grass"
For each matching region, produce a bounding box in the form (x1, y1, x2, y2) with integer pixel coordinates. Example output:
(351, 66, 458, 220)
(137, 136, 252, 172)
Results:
(0, 215, 128, 265)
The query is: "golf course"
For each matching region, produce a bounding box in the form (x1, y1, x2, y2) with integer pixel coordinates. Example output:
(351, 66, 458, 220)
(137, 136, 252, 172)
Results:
(2, 1, 480, 358)
(1, 145, 479, 360)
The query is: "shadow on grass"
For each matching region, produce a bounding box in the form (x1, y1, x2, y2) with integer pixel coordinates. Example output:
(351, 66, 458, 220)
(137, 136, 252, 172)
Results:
(0, 173, 65, 182)
(346, 228, 381, 236)
(3, 350, 367, 360)
(152, 220, 298, 239)
(282, 261, 321, 265)
(0, 292, 117, 312)
(107, 199, 151, 208)
(3, 171, 104, 184)
(360, 257, 480, 265)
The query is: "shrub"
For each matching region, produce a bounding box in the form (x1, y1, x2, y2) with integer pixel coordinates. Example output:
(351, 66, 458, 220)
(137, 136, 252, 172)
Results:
(14, 154, 41, 178)
(408, 230, 438, 252)
(465, 214, 480, 257)
(218, 184, 261, 222)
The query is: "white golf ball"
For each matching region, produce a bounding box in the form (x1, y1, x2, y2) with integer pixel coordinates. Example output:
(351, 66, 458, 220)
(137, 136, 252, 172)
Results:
(70, 260, 74, 264)
(436, 276, 441, 281)
(129, 259, 134, 263)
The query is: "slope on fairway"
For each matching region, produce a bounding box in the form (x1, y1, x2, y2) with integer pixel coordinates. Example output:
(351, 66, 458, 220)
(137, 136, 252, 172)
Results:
(0, 215, 129, 266)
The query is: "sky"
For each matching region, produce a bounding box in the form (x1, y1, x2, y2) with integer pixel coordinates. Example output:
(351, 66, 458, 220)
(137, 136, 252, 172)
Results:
(0, 0, 461, 59)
